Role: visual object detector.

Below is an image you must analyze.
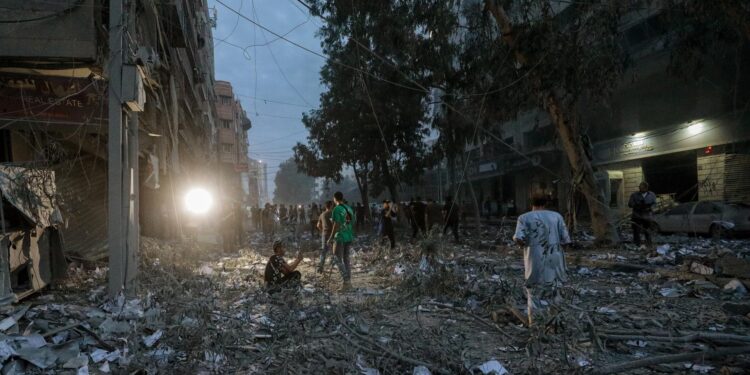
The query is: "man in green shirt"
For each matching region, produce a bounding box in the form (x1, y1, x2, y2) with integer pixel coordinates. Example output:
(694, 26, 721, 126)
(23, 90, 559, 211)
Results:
(328, 191, 355, 290)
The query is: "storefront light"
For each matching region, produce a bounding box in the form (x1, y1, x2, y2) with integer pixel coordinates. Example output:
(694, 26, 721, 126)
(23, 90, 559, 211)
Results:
(687, 122, 704, 135)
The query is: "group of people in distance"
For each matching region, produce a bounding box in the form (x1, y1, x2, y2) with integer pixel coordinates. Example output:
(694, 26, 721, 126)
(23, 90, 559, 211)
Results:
(262, 181, 659, 325)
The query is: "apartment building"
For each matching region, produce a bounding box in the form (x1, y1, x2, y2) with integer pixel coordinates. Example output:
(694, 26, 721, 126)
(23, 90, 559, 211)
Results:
(0, 0, 224, 262)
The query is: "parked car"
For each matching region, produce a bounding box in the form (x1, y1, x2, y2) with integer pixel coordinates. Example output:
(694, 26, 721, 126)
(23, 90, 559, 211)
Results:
(652, 201, 750, 237)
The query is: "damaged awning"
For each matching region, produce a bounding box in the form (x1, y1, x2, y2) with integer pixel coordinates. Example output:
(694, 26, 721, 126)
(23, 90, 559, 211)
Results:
(0, 165, 61, 229)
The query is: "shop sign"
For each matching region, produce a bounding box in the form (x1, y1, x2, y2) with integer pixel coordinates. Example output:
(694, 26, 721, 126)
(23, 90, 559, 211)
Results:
(593, 117, 750, 165)
(0, 73, 106, 125)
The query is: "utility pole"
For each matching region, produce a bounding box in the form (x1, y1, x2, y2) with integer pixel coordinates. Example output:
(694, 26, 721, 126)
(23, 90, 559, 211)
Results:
(108, 0, 139, 297)
(263, 162, 268, 204)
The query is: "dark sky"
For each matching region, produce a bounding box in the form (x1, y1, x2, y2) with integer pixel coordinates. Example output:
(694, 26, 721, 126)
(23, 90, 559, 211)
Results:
(208, 0, 323, 201)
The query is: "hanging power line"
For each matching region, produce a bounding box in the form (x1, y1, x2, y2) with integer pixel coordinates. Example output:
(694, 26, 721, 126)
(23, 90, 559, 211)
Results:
(214, 0, 428, 93)
(249, 129, 308, 146)
(213, 0, 244, 47)
(236, 93, 315, 108)
(249, 112, 305, 121)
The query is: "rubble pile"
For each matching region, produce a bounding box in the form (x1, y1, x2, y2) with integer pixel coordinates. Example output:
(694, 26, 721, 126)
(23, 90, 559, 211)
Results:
(0, 234, 748, 373)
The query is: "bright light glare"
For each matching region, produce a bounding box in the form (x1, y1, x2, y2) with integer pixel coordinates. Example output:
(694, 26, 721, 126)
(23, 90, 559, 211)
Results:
(632, 139, 644, 146)
(687, 122, 703, 135)
(185, 188, 213, 214)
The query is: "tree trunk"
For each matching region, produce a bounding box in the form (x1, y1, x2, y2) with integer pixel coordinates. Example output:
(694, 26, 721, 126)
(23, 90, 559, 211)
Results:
(466, 177, 482, 236)
(381, 159, 400, 203)
(352, 163, 370, 218)
(485, 0, 619, 244)
(447, 154, 457, 199)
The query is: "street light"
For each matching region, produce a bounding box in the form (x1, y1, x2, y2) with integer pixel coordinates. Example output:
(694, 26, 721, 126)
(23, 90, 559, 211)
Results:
(184, 188, 213, 215)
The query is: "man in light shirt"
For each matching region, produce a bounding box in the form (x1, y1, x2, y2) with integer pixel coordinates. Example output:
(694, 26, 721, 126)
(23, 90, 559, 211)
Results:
(513, 193, 571, 325)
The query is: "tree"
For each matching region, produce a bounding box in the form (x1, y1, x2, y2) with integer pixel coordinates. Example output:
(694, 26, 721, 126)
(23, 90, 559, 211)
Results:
(273, 158, 316, 204)
(295, 0, 435, 206)
(459, 0, 622, 243)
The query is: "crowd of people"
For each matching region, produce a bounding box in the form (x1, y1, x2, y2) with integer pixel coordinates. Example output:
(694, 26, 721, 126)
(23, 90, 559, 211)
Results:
(259, 194, 478, 295)
(249, 195, 465, 249)
(258, 190, 577, 326)
(257, 181, 666, 326)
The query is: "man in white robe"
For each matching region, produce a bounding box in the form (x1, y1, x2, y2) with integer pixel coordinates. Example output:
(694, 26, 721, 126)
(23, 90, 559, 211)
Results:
(513, 194, 571, 325)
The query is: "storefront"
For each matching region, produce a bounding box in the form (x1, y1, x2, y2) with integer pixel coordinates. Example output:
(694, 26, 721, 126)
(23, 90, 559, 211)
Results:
(593, 115, 750, 215)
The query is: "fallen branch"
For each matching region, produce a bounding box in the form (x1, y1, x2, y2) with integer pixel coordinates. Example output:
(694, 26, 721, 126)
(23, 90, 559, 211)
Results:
(42, 322, 82, 338)
(75, 325, 115, 351)
(585, 314, 606, 353)
(504, 303, 530, 328)
(593, 345, 750, 374)
(426, 302, 516, 340)
(600, 332, 750, 344)
(338, 316, 451, 375)
(570, 257, 750, 287)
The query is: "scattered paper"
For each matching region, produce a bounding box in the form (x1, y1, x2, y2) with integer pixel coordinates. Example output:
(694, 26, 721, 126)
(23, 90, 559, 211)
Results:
(596, 307, 617, 314)
(626, 340, 647, 347)
(476, 359, 509, 374)
(684, 363, 715, 373)
(413, 365, 431, 375)
(143, 330, 163, 348)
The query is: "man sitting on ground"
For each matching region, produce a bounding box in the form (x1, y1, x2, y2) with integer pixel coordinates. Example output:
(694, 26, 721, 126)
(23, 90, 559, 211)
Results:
(264, 240, 303, 290)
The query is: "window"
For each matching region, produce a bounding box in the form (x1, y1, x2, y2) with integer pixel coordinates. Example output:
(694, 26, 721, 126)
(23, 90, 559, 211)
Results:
(220, 95, 232, 105)
(221, 143, 233, 153)
(221, 120, 231, 129)
(694, 202, 722, 215)
(667, 202, 696, 216)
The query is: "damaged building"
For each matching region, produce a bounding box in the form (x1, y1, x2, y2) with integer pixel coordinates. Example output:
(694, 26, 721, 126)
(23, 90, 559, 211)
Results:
(0, 1, 252, 293)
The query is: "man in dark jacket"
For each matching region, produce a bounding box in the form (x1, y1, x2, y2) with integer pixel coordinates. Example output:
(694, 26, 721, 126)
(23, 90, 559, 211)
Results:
(443, 196, 460, 242)
(355, 203, 366, 232)
(628, 182, 656, 248)
(380, 200, 397, 248)
(411, 196, 427, 238)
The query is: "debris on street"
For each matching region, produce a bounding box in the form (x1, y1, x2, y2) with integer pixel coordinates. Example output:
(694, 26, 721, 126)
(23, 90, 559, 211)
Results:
(0, 233, 747, 374)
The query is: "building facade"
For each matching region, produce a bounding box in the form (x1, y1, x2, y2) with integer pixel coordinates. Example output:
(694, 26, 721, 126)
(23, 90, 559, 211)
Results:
(0, 1, 251, 262)
(458, 4, 750, 220)
(214, 81, 252, 208)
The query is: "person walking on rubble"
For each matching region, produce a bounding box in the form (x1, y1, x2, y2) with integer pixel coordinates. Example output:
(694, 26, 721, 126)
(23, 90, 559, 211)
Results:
(279, 204, 288, 224)
(299, 204, 306, 225)
(328, 192, 355, 290)
(411, 197, 427, 238)
(262, 203, 275, 242)
(628, 182, 656, 249)
(513, 193, 571, 326)
(316, 201, 334, 273)
(442, 196, 460, 242)
(309, 203, 320, 237)
(425, 198, 442, 232)
(355, 202, 366, 232)
(379, 200, 398, 249)
(264, 240, 303, 292)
